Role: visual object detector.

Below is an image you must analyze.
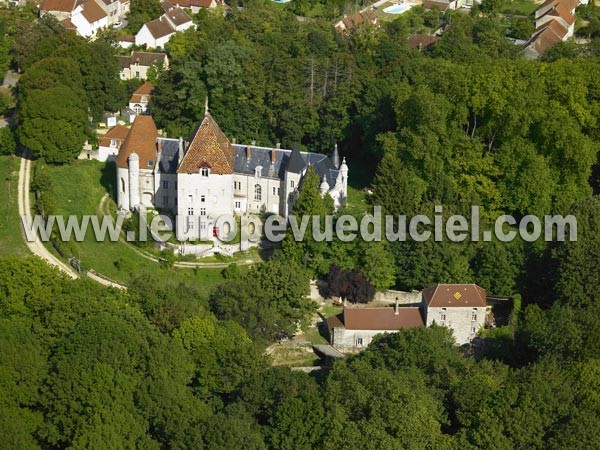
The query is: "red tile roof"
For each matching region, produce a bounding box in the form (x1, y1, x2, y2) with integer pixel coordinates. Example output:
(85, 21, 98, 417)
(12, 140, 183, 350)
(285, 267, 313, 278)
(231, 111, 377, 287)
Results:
(100, 124, 129, 148)
(41, 0, 78, 12)
(529, 19, 568, 55)
(145, 16, 175, 39)
(60, 17, 77, 30)
(423, 0, 451, 11)
(164, 7, 191, 27)
(408, 34, 439, 49)
(422, 284, 487, 308)
(340, 306, 425, 330)
(116, 116, 158, 169)
(81, 0, 107, 23)
(178, 113, 235, 175)
(129, 82, 155, 104)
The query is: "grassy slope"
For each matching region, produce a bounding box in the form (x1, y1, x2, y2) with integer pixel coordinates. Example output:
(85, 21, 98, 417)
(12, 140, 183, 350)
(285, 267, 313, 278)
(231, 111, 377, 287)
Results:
(42, 160, 224, 288)
(0, 155, 28, 257)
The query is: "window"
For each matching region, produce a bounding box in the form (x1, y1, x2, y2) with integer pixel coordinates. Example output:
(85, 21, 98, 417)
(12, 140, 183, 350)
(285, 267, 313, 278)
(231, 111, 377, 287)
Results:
(201, 222, 207, 230)
(120, 178, 125, 193)
(187, 208, 194, 216)
(135, 71, 140, 78)
(440, 308, 447, 322)
(235, 201, 241, 209)
(255, 166, 262, 178)
(188, 195, 193, 203)
(147, 161, 154, 167)
(290, 180, 295, 188)
(162, 180, 169, 189)
(234, 181, 241, 190)
(201, 167, 209, 177)
(133, 104, 142, 114)
(201, 195, 205, 202)
(254, 184, 262, 201)
(471, 313, 477, 321)
(200, 208, 206, 216)
(110, 139, 116, 147)
(356, 338, 364, 347)
(471, 326, 477, 334)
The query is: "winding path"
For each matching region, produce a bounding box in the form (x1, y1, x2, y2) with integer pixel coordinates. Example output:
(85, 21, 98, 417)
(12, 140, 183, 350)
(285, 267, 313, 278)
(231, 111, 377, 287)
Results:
(18, 154, 125, 288)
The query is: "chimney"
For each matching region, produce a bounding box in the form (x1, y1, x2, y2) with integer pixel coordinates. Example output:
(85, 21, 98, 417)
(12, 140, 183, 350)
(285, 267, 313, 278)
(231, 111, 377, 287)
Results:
(343, 297, 347, 307)
(232, 137, 236, 144)
(246, 146, 251, 159)
(251, 140, 256, 146)
(156, 140, 162, 157)
(178, 137, 184, 163)
(276, 142, 281, 149)
(394, 297, 399, 315)
(270, 149, 276, 164)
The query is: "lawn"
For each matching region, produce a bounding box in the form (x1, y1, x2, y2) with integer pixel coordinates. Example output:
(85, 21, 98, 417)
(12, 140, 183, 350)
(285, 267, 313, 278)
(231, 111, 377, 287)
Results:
(39, 160, 225, 289)
(0, 155, 28, 257)
(500, 0, 538, 16)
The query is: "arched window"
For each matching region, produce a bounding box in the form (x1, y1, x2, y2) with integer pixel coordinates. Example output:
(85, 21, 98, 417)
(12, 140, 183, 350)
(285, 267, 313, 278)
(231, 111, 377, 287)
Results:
(254, 184, 262, 201)
(120, 178, 126, 193)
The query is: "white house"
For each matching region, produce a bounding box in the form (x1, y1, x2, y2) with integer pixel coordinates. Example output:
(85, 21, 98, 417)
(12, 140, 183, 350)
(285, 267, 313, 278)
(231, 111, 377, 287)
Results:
(128, 82, 154, 115)
(70, 0, 108, 38)
(98, 124, 129, 162)
(135, 7, 194, 49)
(115, 107, 348, 241)
(161, 0, 226, 14)
(326, 284, 492, 349)
(40, 0, 79, 21)
(119, 51, 169, 80)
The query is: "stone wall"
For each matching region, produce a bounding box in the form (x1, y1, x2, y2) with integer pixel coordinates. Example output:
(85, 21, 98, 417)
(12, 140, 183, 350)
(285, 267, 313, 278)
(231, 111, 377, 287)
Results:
(374, 289, 422, 305)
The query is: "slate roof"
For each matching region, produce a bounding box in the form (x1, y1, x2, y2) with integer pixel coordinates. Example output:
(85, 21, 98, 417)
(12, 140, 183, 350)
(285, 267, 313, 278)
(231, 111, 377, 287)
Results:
(231, 144, 339, 185)
(157, 138, 180, 174)
(422, 284, 487, 308)
(178, 113, 235, 174)
(339, 306, 425, 330)
(116, 116, 158, 169)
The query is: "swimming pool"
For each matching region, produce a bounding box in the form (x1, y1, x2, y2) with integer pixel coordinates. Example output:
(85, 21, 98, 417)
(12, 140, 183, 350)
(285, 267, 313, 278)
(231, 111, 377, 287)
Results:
(271, 0, 292, 3)
(383, 3, 413, 14)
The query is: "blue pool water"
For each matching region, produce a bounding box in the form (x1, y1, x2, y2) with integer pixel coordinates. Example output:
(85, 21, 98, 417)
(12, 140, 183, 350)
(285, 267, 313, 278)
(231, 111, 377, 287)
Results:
(271, 0, 292, 3)
(383, 3, 413, 14)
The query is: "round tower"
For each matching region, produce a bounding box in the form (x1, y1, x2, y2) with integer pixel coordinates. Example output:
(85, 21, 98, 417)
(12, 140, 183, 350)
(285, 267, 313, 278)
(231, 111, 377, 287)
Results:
(129, 152, 140, 209)
(340, 157, 349, 205)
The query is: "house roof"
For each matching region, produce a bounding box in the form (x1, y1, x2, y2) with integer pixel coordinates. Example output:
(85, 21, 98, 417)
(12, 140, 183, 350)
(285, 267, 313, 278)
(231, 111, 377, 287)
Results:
(337, 11, 379, 31)
(527, 19, 568, 55)
(164, 7, 191, 27)
(60, 17, 78, 31)
(80, 0, 107, 23)
(118, 34, 135, 42)
(547, 2, 575, 25)
(130, 51, 167, 67)
(422, 284, 487, 308)
(115, 116, 158, 169)
(157, 138, 180, 174)
(423, 0, 451, 11)
(99, 124, 130, 148)
(408, 34, 439, 49)
(129, 82, 155, 104)
(339, 306, 425, 331)
(41, 0, 78, 12)
(286, 148, 306, 174)
(537, 0, 579, 13)
(144, 16, 175, 39)
(178, 113, 235, 175)
(118, 56, 131, 69)
(170, 0, 220, 8)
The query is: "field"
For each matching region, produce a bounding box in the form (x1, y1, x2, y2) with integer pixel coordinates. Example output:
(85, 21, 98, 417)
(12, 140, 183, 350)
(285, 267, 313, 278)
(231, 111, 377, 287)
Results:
(0, 155, 28, 257)
(39, 160, 225, 288)
(500, 0, 538, 16)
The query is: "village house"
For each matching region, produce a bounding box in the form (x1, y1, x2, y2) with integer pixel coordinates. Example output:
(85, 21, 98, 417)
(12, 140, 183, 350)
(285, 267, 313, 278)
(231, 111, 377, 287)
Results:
(326, 284, 491, 349)
(114, 105, 348, 240)
(119, 52, 169, 80)
(98, 124, 129, 162)
(128, 82, 154, 115)
(135, 7, 195, 48)
(525, 0, 587, 58)
(161, 0, 226, 14)
(334, 11, 380, 33)
(41, 0, 128, 37)
(117, 34, 135, 49)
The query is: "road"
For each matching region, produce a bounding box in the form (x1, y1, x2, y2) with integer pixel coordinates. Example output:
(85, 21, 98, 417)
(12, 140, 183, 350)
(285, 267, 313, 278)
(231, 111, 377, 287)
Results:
(18, 153, 125, 288)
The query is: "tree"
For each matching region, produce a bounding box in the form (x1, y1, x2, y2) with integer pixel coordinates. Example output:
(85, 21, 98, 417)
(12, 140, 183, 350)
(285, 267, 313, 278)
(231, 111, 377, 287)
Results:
(360, 241, 396, 291)
(17, 86, 88, 164)
(325, 265, 376, 303)
(0, 128, 16, 156)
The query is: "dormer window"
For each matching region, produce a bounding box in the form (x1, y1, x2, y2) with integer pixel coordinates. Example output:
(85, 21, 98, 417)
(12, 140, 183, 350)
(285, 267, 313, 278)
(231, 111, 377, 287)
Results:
(201, 167, 209, 177)
(147, 161, 154, 167)
(255, 166, 262, 178)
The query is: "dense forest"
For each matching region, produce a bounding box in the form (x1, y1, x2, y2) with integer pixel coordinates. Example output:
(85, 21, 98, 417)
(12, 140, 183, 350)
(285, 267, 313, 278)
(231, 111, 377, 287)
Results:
(2, 0, 600, 448)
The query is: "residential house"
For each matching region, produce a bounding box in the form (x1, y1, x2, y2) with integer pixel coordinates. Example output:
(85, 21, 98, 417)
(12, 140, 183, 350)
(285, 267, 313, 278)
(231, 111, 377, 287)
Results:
(117, 34, 135, 49)
(325, 283, 491, 349)
(162, 0, 225, 14)
(408, 34, 439, 50)
(115, 108, 348, 240)
(98, 124, 129, 162)
(40, 0, 78, 21)
(70, 0, 108, 38)
(128, 82, 154, 115)
(422, 0, 462, 12)
(525, 0, 584, 58)
(334, 11, 380, 33)
(135, 7, 195, 48)
(119, 51, 169, 80)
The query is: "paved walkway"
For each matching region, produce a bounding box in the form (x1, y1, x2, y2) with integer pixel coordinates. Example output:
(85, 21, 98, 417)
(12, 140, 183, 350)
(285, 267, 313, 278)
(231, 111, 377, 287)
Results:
(18, 154, 125, 288)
